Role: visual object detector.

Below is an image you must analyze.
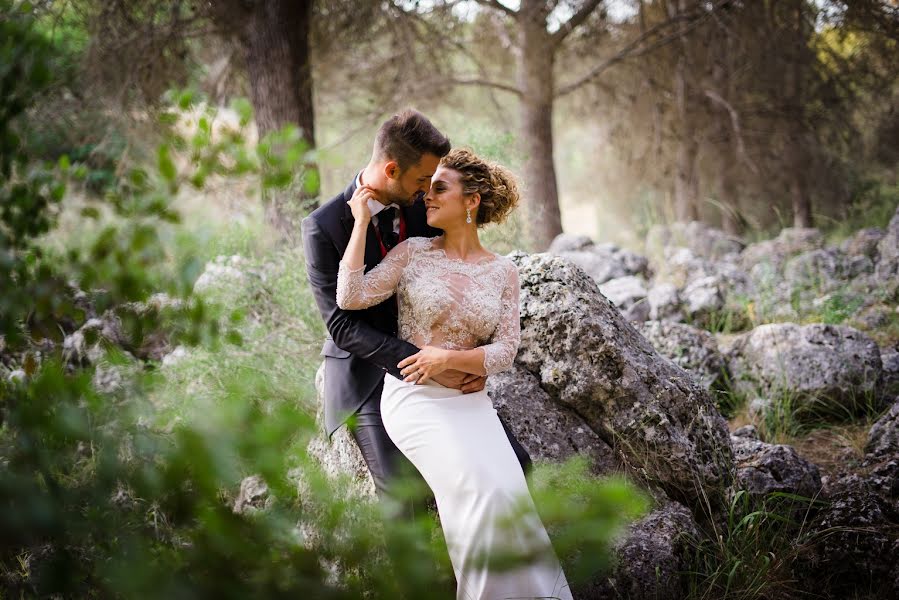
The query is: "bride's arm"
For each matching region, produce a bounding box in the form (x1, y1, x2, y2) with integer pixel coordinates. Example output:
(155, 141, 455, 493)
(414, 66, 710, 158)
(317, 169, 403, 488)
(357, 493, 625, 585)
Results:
(398, 263, 521, 382)
(336, 185, 412, 310)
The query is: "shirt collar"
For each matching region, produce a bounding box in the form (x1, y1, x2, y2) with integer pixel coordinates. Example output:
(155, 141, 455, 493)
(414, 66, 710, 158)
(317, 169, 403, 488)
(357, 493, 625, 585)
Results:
(355, 170, 399, 217)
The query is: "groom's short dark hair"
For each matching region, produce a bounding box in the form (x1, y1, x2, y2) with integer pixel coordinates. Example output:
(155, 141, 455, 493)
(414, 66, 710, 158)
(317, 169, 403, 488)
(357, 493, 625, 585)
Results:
(374, 109, 451, 171)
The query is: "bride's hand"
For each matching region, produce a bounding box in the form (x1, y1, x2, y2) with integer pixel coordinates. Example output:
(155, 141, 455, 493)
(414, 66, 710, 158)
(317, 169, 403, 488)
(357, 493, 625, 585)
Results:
(349, 184, 375, 223)
(398, 346, 450, 384)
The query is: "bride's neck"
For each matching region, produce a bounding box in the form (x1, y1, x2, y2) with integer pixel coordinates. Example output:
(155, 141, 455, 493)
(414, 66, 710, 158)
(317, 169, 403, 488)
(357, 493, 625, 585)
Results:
(439, 225, 483, 259)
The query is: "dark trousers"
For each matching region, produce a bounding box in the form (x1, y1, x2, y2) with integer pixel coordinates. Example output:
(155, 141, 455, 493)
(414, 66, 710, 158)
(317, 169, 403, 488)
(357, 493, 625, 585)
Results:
(348, 388, 534, 520)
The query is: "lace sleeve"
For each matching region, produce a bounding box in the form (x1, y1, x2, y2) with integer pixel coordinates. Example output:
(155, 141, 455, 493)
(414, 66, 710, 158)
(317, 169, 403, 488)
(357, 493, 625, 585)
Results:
(482, 261, 521, 375)
(336, 238, 413, 310)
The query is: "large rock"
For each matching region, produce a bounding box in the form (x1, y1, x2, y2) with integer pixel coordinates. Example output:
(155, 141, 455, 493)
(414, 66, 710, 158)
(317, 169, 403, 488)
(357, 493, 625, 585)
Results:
(783, 247, 873, 293)
(840, 226, 885, 260)
(730, 433, 822, 499)
(798, 472, 897, 596)
(548, 235, 650, 286)
(581, 500, 700, 600)
(879, 343, 899, 401)
(740, 227, 824, 273)
(487, 365, 620, 473)
(723, 323, 884, 419)
(598, 275, 650, 321)
(510, 252, 735, 516)
(646, 282, 683, 322)
(306, 363, 377, 500)
(635, 321, 728, 393)
(866, 398, 899, 458)
(874, 204, 899, 284)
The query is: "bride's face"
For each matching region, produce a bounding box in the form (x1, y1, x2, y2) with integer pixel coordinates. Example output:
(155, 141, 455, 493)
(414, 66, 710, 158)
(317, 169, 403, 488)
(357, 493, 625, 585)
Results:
(424, 166, 477, 230)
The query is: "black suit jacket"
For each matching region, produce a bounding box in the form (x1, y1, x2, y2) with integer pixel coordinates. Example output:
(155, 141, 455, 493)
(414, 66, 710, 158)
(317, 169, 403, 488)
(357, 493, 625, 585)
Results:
(302, 177, 442, 438)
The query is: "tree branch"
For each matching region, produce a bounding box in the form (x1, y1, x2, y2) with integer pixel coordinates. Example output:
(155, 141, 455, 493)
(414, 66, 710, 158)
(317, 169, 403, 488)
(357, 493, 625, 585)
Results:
(447, 77, 522, 96)
(551, 0, 603, 46)
(555, 2, 722, 97)
(472, 0, 518, 18)
(703, 89, 759, 174)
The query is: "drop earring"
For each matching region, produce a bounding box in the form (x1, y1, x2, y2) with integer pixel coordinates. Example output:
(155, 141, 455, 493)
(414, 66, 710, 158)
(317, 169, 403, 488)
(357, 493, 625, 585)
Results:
(466, 208, 472, 224)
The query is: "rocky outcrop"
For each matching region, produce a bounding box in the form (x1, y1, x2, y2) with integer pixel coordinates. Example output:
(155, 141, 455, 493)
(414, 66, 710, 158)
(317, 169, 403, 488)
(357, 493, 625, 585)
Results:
(798, 472, 897, 597)
(866, 398, 899, 459)
(729, 429, 822, 499)
(645, 221, 744, 262)
(486, 365, 620, 473)
(635, 321, 728, 393)
(874, 204, 899, 284)
(723, 323, 885, 418)
(511, 251, 735, 517)
(548, 234, 649, 286)
(306, 364, 377, 500)
(840, 226, 885, 260)
(740, 227, 824, 274)
(598, 275, 650, 322)
(579, 501, 700, 600)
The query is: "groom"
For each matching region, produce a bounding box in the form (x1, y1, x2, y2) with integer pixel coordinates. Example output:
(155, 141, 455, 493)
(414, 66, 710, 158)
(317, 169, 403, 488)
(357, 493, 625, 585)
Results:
(301, 109, 532, 518)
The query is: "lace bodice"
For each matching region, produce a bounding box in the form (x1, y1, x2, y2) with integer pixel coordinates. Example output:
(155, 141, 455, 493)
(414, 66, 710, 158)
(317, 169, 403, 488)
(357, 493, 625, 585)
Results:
(335, 236, 520, 375)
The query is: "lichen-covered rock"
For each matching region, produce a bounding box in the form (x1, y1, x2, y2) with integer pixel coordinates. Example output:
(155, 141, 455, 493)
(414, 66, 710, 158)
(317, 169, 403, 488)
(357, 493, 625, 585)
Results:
(599, 275, 651, 321)
(866, 398, 899, 458)
(548, 233, 595, 254)
(635, 321, 728, 393)
(730, 435, 822, 499)
(797, 472, 896, 596)
(510, 252, 735, 516)
(840, 226, 885, 260)
(599, 275, 648, 310)
(874, 204, 899, 283)
(681, 274, 726, 318)
(486, 365, 620, 473)
(783, 247, 873, 292)
(62, 316, 128, 367)
(548, 235, 650, 286)
(305, 363, 377, 500)
(646, 282, 683, 322)
(878, 343, 899, 399)
(740, 227, 824, 273)
(233, 474, 271, 514)
(723, 323, 884, 418)
(579, 500, 700, 600)
(193, 254, 249, 294)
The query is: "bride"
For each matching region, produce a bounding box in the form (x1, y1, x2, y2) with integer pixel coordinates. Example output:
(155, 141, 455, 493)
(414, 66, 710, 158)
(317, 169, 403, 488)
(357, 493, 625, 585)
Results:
(336, 148, 574, 600)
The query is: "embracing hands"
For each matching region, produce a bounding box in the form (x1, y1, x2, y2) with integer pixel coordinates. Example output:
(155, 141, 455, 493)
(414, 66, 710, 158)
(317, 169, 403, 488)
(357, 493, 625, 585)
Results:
(398, 346, 487, 393)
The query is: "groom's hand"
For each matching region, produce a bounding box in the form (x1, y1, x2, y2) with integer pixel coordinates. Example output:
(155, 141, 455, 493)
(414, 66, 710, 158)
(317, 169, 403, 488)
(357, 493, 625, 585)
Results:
(431, 369, 487, 393)
(459, 373, 487, 394)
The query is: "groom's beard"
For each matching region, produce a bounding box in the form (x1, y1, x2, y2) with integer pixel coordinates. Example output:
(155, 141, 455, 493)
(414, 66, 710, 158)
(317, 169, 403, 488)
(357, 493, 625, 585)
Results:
(383, 179, 418, 207)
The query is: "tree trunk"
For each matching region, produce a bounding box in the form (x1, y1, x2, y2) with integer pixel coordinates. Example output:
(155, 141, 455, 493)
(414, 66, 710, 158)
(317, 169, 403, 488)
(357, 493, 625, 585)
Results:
(516, 16, 562, 251)
(785, 0, 812, 228)
(670, 0, 700, 223)
(215, 0, 318, 241)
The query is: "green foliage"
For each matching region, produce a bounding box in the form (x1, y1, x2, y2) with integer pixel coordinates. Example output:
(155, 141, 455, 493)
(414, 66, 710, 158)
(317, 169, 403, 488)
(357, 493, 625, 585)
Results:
(684, 489, 826, 600)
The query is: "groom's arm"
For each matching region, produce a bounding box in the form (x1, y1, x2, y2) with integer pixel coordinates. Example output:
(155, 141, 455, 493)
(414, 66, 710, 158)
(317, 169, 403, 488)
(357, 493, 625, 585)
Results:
(302, 215, 417, 380)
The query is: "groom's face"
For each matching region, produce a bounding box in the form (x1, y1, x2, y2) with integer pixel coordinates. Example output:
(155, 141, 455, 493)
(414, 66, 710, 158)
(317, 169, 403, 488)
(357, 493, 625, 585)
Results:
(383, 153, 441, 207)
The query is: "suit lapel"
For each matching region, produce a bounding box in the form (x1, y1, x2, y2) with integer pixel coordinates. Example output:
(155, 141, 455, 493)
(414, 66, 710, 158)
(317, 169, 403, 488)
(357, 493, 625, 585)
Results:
(339, 177, 382, 268)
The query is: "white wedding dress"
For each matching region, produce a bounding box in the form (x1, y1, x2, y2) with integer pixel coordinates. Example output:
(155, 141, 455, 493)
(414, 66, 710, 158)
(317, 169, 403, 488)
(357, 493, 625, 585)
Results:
(337, 236, 574, 600)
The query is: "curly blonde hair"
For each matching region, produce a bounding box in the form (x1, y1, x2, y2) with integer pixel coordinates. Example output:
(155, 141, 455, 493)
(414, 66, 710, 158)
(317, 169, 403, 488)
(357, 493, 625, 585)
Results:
(439, 148, 520, 226)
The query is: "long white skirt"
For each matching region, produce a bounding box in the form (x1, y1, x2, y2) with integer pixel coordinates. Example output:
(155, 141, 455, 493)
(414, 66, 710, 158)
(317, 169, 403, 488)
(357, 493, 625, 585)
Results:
(381, 373, 574, 600)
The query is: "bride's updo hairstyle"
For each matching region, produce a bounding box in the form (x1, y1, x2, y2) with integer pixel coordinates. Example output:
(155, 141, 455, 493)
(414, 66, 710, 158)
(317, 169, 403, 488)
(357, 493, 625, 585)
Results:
(439, 148, 520, 226)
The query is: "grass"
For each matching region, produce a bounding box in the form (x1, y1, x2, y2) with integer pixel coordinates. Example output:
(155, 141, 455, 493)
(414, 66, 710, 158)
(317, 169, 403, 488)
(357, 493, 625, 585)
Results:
(682, 488, 827, 600)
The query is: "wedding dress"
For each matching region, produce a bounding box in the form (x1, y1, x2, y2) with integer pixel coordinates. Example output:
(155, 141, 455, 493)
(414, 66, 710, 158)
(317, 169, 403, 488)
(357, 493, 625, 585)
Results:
(337, 236, 574, 600)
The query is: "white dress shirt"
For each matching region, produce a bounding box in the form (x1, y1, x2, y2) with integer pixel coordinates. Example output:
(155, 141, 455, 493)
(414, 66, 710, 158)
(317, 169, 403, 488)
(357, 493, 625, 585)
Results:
(355, 171, 400, 235)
